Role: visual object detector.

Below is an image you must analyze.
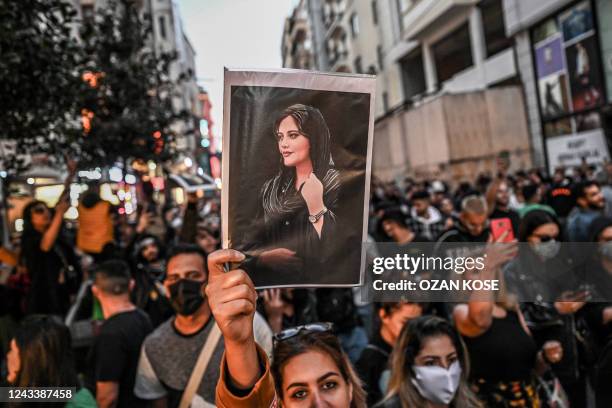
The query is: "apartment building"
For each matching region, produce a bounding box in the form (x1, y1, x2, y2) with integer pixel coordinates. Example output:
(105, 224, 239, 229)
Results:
(283, 0, 534, 182)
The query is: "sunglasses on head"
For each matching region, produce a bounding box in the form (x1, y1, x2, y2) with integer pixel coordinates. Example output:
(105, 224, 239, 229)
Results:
(534, 234, 557, 242)
(273, 322, 334, 343)
(32, 205, 48, 214)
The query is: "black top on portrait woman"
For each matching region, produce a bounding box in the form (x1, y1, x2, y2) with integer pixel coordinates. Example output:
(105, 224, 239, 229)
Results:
(243, 104, 341, 287)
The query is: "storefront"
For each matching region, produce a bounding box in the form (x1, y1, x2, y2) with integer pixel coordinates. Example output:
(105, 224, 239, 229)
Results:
(529, 0, 612, 172)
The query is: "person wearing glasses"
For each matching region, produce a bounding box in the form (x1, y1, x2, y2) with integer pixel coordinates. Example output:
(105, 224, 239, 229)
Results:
(504, 210, 589, 407)
(20, 162, 79, 316)
(206, 249, 366, 408)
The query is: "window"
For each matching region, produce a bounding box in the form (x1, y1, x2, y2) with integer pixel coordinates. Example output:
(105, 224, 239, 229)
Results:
(432, 23, 473, 83)
(158, 15, 167, 39)
(371, 0, 378, 25)
(367, 65, 377, 75)
(399, 49, 426, 99)
(354, 56, 363, 74)
(383, 92, 390, 112)
(350, 13, 359, 38)
(377, 45, 384, 70)
(479, 0, 512, 57)
(81, 4, 94, 22)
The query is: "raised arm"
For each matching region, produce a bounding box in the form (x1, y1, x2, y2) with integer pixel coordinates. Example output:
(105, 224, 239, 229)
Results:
(206, 249, 261, 389)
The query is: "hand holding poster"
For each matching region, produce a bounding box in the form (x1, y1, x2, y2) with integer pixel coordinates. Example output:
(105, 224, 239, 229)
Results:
(221, 69, 375, 288)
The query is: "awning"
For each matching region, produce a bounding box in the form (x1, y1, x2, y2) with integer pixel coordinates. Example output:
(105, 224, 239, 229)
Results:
(168, 173, 218, 192)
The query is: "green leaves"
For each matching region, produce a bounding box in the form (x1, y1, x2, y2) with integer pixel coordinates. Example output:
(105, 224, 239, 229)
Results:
(0, 0, 192, 173)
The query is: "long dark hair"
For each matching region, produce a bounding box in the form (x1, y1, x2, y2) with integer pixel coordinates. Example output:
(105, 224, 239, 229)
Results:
(271, 330, 366, 408)
(262, 104, 340, 223)
(21, 200, 48, 235)
(11, 315, 79, 388)
(384, 316, 482, 408)
(518, 209, 561, 241)
(273, 104, 334, 182)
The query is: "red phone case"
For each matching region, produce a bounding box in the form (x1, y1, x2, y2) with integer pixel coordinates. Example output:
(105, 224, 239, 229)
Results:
(491, 218, 515, 242)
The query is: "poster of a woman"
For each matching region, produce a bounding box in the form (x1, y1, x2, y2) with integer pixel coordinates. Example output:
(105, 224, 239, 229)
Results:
(222, 69, 375, 288)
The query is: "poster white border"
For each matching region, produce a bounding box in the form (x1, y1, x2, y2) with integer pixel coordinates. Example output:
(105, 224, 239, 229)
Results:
(221, 68, 376, 288)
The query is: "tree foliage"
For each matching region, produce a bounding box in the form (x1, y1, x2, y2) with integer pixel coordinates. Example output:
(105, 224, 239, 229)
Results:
(78, 0, 191, 168)
(0, 0, 84, 172)
(0, 0, 191, 172)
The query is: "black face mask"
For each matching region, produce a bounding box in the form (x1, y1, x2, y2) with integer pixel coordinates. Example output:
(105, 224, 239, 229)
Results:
(168, 279, 205, 316)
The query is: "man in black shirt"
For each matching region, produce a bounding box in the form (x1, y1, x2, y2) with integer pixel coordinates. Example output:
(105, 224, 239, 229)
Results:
(90, 260, 153, 408)
(487, 180, 520, 236)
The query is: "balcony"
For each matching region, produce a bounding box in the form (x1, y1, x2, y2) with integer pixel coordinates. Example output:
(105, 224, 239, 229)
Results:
(329, 50, 349, 72)
(401, 0, 478, 41)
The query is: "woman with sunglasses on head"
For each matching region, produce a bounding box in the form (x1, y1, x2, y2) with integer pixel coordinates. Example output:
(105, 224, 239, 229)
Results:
(205, 249, 366, 408)
(376, 316, 482, 408)
(20, 161, 79, 316)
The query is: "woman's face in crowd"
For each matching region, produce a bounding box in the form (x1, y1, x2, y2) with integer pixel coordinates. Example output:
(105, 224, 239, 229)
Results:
(527, 223, 559, 244)
(196, 229, 218, 254)
(414, 334, 458, 369)
(30, 203, 51, 232)
(277, 116, 311, 168)
(281, 350, 352, 408)
(381, 303, 423, 343)
(6, 339, 20, 384)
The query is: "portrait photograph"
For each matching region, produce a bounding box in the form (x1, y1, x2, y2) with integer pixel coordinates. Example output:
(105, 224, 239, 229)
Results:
(221, 69, 375, 288)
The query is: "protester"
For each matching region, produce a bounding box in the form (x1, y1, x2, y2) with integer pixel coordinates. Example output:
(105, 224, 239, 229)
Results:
(88, 260, 152, 408)
(380, 208, 430, 244)
(206, 249, 367, 408)
(376, 315, 482, 408)
(356, 302, 424, 406)
(260, 288, 318, 333)
(546, 168, 575, 220)
(583, 216, 612, 408)
(20, 196, 81, 316)
(77, 182, 116, 264)
(518, 183, 556, 218)
(406, 190, 446, 241)
(505, 210, 587, 406)
(436, 195, 490, 245)
(567, 180, 606, 241)
(486, 179, 520, 236)
(134, 244, 272, 407)
(6, 315, 96, 407)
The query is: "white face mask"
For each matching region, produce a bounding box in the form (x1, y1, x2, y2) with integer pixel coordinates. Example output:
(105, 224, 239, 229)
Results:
(533, 240, 561, 260)
(411, 361, 461, 405)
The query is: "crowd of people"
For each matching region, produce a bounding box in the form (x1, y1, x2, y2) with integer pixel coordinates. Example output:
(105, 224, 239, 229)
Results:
(0, 161, 611, 407)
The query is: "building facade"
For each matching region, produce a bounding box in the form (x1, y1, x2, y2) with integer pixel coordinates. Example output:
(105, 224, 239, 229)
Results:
(504, 0, 612, 173)
(282, 0, 537, 182)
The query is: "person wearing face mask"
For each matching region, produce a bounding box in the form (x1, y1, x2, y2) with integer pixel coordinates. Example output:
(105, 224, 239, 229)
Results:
(581, 216, 612, 408)
(375, 316, 482, 408)
(205, 249, 366, 408)
(88, 260, 153, 408)
(505, 210, 588, 407)
(134, 244, 272, 408)
(356, 302, 424, 406)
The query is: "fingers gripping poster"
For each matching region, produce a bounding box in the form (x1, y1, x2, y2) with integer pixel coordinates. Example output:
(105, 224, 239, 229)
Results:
(221, 69, 375, 288)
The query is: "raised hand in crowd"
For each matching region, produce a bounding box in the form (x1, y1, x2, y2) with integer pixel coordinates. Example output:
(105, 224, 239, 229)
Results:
(205, 249, 261, 390)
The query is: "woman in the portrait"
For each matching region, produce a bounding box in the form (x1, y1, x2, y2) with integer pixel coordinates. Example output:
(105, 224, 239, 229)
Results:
(252, 103, 341, 284)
